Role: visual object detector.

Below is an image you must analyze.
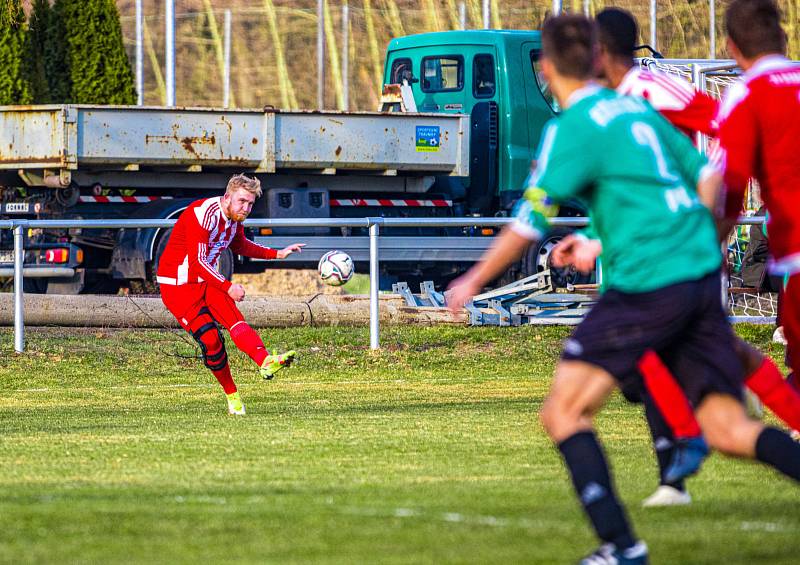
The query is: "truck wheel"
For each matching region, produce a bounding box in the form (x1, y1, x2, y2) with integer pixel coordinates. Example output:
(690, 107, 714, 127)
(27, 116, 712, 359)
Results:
(152, 229, 172, 287)
(525, 228, 593, 289)
(216, 248, 234, 281)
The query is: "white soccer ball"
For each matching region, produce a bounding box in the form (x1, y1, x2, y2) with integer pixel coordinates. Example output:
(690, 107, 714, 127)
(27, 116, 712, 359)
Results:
(318, 250, 354, 286)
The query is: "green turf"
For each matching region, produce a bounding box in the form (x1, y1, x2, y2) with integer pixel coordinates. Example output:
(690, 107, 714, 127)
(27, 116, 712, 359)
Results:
(0, 324, 798, 564)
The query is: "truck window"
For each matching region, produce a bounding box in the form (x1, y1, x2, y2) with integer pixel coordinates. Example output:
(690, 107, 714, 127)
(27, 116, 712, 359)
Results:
(473, 54, 496, 98)
(390, 58, 413, 84)
(529, 50, 559, 112)
(421, 56, 464, 92)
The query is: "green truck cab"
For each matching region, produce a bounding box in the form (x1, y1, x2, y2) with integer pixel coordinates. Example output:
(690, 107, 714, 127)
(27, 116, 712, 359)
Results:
(385, 30, 557, 213)
(384, 30, 584, 284)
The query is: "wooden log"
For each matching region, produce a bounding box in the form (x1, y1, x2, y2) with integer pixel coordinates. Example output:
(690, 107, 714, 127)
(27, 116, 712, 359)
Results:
(0, 293, 467, 328)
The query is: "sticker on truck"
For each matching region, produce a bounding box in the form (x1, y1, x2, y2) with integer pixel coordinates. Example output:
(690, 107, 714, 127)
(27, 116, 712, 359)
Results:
(415, 126, 440, 152)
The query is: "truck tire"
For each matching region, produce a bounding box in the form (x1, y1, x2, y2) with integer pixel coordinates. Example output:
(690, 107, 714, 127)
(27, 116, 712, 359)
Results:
(525, 228, 593, 289)
(151, 229, 234, 290)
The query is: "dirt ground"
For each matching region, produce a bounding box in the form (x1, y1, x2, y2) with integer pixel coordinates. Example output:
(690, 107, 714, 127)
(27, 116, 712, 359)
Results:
(232, 269, 346, 296)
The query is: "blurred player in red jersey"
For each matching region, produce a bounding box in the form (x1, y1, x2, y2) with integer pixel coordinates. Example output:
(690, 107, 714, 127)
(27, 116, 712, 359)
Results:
(157, 174, 305, 415)
(553, 6, 800, 506)
(717, 0, 800, 377)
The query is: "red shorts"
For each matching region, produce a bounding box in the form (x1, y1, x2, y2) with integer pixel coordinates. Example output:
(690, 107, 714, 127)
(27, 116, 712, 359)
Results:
(161, 283, 244, 331)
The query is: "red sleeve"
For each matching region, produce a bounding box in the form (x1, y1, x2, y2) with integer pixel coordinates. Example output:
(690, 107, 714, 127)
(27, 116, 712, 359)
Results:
(187, 215, 232, 292)
(229, 223, 278, 260)
(718, 91, 759, 220)
(660, 90, 719, 137)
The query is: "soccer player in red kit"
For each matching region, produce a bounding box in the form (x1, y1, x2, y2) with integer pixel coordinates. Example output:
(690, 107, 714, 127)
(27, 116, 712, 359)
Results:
(553, 6, 800, 506)
(157, 174, 305, 415)
(718, 0, 800, 378)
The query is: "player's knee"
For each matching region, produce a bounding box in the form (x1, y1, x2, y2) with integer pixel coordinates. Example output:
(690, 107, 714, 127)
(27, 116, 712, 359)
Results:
(191, 313, 228, 371)
(202, 333, 227, 371)
(704, 422, 759, 457)
(540, 395, 580, 440)
(702, 425, 738, 454)
(698, 401, 760, 457)
(539, 398, 558, 436)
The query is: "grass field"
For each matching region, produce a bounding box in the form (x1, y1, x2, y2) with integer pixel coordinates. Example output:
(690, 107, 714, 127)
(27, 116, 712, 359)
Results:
(1, 324, 799, 564)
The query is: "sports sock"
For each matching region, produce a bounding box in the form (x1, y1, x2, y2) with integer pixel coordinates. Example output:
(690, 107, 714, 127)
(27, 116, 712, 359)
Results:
(638, 350, 702, 438)
(230, 322, 269, 366)
(212, 364, 237, 395)
(642, 393, 685, 491)
(558, 431, 637, 550)
(745, 358, 800, 431)
(192, 321, 236, 394)
(755, 427, 800, 482)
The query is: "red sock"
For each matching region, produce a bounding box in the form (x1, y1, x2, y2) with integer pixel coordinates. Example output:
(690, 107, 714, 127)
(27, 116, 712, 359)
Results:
(212, 364, 237, 395)
(638, 350, 702, 439)
(230, 322, 269, 366)
(745, 358, 800, 431)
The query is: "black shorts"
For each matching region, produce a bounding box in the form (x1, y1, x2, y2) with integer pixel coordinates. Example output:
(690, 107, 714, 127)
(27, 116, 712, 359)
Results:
(561, 272, 744, 407)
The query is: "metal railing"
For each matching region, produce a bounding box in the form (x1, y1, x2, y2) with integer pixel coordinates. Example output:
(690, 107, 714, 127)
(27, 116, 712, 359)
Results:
(0, 215, 767, 354)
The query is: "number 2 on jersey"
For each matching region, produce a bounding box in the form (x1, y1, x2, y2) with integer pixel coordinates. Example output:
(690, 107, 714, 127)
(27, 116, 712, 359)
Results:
(631, 121, 697, 212)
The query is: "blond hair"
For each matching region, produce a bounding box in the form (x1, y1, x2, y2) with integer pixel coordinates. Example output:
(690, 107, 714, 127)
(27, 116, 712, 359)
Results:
(226, 174, 263, 198)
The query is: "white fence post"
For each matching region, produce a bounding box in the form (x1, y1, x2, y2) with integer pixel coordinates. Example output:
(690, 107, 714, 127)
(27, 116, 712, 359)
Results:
(650, 0, 657, 50)
(317, 0, 325, 109)
(165, 0, 175, 106)
(342, 2, 349, 111)
(223, 9, 232, 109)
(709, 0, 716, 58)
(135, 0, 144, 105)
(13, 224, 24, 353)
(369, 219, 381, 350)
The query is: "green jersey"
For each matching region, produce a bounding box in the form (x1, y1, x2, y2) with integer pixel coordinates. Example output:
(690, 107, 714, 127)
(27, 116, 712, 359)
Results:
(513, 85, 721, 293)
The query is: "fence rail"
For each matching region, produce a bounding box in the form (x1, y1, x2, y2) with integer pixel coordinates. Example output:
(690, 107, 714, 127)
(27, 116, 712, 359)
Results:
(1, 215, 768, 354)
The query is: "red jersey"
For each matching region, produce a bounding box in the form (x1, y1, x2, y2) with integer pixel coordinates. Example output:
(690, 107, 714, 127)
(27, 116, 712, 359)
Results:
(717, 55, 800, 272)
(617, 66, 719, 137)
(156, 196, 277, 290)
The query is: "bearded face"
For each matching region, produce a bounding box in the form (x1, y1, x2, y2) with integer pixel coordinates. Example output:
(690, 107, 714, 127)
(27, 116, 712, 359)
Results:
(223, 188, 256, 222)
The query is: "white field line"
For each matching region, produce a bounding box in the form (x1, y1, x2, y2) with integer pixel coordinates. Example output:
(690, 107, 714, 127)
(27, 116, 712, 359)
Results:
(739, 521, 791, 533)
(331, 505, 538, 529)
(313, 504, 794, 533)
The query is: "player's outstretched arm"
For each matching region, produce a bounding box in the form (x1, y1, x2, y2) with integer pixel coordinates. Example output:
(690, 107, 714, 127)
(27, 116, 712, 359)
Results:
(447, 227, 532, 312)
(229, 223, 279, 260)
(276, 243, 306, 259)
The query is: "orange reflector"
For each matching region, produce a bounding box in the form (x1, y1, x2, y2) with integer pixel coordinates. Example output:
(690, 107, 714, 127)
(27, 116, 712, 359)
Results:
(481, 228, 494, 236)
(45, 249, 69, 263)
(260, 228, 273, 235)
(76, 249, 84, 264)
